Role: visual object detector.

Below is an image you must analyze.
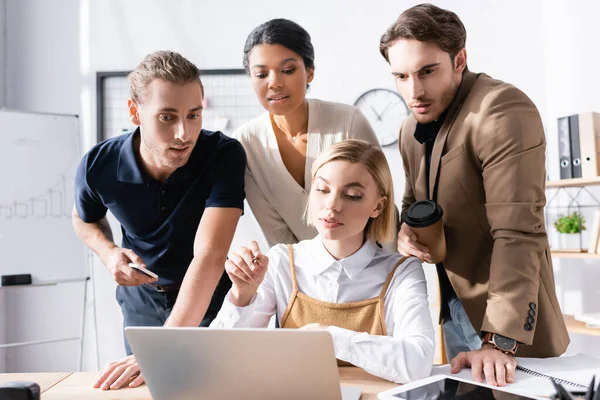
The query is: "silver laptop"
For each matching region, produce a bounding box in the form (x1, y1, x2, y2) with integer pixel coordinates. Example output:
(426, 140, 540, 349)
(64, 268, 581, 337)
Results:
(125, 327, 362, 400)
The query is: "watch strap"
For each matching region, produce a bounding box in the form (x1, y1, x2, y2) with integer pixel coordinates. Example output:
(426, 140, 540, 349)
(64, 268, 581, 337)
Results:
(482, 332, 518, 356)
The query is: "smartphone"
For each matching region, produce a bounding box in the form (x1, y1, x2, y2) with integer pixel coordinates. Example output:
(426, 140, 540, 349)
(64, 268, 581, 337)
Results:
(128, 263, 159, 279)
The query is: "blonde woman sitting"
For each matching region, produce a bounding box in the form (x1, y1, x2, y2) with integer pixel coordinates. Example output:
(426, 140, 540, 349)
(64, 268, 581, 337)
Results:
(211, 140, 435, 383)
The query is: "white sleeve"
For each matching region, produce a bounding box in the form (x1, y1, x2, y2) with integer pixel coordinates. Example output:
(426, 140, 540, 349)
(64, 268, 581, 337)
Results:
(209, 248, 281, 329)
(245, 166, 297, 247)
(349, 108, 381, 149)
(327, 259, 435, 384)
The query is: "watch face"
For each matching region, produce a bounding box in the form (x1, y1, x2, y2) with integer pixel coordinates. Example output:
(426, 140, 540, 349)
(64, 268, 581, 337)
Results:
(353, 88, 409, 147)
(494, 334, 516, 351)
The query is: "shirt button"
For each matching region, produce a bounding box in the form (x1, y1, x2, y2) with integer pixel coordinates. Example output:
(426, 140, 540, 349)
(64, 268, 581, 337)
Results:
(160, 206, 166, 211)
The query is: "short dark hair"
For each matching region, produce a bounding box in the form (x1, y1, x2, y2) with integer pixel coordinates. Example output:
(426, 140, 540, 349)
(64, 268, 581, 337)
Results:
(243, 18, 315, 72)
(379, 3, 466, 63)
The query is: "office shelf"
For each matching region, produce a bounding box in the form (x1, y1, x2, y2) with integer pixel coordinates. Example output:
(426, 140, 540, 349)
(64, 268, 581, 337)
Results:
(551, 251, 600, 259)
(546, 177, 600, 188)
(564, 315, 600, 337)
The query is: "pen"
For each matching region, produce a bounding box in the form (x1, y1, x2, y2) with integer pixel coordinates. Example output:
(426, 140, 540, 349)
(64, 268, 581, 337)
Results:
(586, 376, 596, 400)
(551, 376, 598, 400)
(552, 380, 574, 400)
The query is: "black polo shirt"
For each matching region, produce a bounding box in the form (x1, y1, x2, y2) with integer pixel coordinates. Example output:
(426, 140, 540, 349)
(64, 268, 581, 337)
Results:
(75, 128, 246, 285)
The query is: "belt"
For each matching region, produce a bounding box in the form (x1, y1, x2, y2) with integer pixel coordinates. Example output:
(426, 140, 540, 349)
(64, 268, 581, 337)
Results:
(152, 283, 182, 293)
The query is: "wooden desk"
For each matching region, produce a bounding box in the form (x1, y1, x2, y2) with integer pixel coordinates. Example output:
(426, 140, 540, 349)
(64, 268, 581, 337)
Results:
(338, 367, 399, 398)
(1, 367, 398, 399)
(0, 372, 70, 393)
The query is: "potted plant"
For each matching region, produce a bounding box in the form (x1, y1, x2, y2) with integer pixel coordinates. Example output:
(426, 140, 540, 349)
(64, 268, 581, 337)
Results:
(553, 212, 586, 251)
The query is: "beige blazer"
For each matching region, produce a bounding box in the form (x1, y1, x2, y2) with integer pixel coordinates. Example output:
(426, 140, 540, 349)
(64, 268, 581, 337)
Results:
(399, 71, 569, 357)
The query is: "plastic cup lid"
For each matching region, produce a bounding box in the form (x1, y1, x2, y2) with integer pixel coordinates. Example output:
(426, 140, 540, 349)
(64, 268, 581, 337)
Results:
(404, 200, 443, 228)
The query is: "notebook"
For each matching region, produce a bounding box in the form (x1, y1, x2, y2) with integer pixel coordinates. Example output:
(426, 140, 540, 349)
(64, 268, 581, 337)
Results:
(430, 353, 600, 397)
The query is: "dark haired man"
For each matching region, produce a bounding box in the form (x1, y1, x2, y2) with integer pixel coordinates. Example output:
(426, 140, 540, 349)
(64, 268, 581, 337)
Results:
(381, 3, 569, 387)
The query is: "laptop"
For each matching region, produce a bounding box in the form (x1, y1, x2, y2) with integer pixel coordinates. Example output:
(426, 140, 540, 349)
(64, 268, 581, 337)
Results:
(125, 327, 362, 400)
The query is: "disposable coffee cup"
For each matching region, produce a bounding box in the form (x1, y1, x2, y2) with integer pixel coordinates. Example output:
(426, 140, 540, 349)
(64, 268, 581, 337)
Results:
(404, 200, 446, 264)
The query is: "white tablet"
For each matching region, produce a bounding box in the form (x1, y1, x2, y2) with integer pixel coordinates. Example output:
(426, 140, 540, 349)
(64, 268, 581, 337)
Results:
(378, 374, 542, 400)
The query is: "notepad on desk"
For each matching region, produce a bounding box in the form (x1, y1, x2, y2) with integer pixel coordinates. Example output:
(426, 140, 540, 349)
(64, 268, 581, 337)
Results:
(430, 353, 600, 398)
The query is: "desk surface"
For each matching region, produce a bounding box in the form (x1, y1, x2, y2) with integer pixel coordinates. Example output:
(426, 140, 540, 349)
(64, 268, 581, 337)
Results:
(0, 372, 71, 393)
(0, 367, 398, 399)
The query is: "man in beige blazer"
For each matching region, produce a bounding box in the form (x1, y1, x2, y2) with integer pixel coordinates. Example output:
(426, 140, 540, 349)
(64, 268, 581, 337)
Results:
(380, 4, 569, 387)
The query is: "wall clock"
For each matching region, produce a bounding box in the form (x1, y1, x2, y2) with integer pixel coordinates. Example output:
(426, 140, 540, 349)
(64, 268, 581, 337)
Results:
(354, 88, 409, 147)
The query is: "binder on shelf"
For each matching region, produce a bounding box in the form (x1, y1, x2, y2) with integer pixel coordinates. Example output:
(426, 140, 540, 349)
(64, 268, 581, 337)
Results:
(558, 116, 573, 179)
(569, 115, 582, 178)
(579, 112, 600, 179)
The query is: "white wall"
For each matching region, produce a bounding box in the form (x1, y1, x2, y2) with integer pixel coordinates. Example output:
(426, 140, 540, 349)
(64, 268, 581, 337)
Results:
(0, 0, 6, 373)
(3, 0, 600, 372)
(1, 0, 92, 373)
(541, 0, 600, 355)
(0, 0, 5, 107)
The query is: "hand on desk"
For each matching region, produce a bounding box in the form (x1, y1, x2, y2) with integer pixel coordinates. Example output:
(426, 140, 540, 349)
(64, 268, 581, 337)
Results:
(450, 344, 517, 387)
(94, 354, 144, 390)
(104, 247, 157, 286)
(397, 223, 430, 262)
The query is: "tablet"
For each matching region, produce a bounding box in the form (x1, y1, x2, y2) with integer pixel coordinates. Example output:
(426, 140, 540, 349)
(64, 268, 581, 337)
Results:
(378, 375, 539, 400)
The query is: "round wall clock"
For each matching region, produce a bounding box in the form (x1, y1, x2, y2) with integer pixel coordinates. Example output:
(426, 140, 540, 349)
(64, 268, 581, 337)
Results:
(354, 88, 409, 147)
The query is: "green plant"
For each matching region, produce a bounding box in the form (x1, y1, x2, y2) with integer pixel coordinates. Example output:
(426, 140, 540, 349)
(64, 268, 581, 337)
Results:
(554, 212, 586, 234)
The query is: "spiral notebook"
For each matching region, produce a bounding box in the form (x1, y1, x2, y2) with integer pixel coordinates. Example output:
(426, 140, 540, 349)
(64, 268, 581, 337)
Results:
(431, 353, 600, 397)
(515, 365, 588, 389)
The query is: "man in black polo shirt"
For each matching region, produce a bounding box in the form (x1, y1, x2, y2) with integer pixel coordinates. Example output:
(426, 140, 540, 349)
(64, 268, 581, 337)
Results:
(72, 51, 246, 390)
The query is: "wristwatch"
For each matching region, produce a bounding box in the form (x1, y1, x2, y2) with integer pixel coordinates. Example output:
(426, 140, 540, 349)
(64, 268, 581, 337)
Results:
(482, 332, 518, 356)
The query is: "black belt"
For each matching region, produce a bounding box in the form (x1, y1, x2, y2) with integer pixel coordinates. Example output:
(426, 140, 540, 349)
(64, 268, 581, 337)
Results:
(152, 283, 181, 293)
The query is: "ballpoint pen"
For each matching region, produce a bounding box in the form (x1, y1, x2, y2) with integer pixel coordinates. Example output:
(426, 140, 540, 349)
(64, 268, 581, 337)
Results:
(586, 376, 595, 400)
(551, 376, 598, 400)
(552, 380, 575, 400)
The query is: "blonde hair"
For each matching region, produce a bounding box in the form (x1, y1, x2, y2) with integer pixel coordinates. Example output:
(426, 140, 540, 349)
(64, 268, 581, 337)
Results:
(128, 50, 204, 103)
(306, 140, 396, 244)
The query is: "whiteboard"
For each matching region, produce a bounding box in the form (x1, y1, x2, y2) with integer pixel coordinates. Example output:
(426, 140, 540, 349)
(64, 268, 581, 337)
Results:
(0, 110, 86, 284)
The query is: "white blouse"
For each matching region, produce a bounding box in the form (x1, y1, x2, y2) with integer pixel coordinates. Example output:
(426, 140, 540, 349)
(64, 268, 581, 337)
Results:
(210, 236, 436, 384)
(232, 99, 380, 247)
